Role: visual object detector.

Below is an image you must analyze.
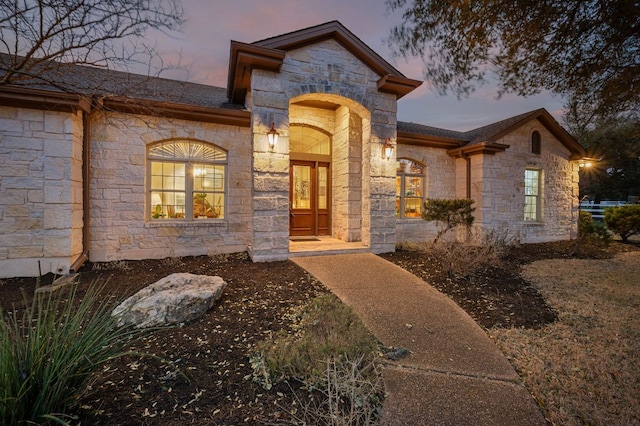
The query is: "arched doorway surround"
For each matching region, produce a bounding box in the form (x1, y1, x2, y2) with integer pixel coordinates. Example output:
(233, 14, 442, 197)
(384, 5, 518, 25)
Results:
(289, 93, 372, 243)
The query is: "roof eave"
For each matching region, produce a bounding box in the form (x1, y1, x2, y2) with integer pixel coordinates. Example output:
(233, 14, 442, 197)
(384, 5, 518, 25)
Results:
(535, 111, 586, 157)
(398, 130, 463, 149)
(378, 75, 423, 99)
(226, 41, 286, 104)
(0, 85, 91, 113)
(447, 142, 510, 158)
(101, 97, 251, 127)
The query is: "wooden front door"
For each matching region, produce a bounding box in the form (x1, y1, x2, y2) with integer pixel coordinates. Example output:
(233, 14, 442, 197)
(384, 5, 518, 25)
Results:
(290, 161, 330, 236)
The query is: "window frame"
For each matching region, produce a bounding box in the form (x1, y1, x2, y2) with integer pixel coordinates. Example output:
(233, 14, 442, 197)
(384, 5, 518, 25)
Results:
(396, 158, 426, 219)
(524, 168, 542, 222)
(147, 140, 227, 222)
(531, 130, 541, 155)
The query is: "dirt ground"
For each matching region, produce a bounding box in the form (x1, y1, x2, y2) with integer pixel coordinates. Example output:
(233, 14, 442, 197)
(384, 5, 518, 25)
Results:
(0, 240, 637, 425)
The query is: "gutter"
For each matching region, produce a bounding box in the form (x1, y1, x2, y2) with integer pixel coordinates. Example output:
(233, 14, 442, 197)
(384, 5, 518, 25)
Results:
(69, 101, 92, 273)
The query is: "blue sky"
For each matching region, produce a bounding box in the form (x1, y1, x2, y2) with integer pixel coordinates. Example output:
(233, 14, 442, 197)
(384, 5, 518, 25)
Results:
(151, 0, 564, 131)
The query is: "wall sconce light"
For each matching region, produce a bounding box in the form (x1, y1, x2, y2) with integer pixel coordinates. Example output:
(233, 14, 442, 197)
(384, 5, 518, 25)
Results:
(579, 157, 597, 168)
(382, 138, 394, 160)
(267, 122, 279, 150)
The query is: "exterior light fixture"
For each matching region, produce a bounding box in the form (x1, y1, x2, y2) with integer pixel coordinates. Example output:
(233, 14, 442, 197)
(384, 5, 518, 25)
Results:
(382, 138, 394, 160)
(579, 157, 597, 168)
(267, 123, 278, 150)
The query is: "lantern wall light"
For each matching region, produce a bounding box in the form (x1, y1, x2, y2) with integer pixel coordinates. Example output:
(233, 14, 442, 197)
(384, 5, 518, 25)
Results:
(267, 123, 279, 151)
(382, 138, 394, 160)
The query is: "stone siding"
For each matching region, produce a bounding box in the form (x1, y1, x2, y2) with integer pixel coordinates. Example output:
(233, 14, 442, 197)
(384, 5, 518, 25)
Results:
(248, 39, 398, 260)
(472, 119, 578, 243)
(0, 106, 83, 277)
(88, 112, 252, 262)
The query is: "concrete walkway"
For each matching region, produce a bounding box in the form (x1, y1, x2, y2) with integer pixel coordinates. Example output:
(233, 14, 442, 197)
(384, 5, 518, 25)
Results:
(292, 253, 547, 426)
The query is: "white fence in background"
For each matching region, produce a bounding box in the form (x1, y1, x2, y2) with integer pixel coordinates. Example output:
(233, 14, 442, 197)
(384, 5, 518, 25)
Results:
(580, 200, 627, 220)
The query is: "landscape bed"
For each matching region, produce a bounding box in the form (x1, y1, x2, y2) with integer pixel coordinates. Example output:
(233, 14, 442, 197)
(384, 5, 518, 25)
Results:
(0, 240, 638, 425)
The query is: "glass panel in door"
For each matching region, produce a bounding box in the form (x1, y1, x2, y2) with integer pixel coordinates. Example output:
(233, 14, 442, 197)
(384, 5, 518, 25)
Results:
(290, 162, 315, 236)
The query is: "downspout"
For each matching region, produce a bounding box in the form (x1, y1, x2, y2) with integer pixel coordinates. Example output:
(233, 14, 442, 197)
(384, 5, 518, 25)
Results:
(462, 152, 471, 199)
(462, 151, 472, 243)
(69, 102, 92, 273)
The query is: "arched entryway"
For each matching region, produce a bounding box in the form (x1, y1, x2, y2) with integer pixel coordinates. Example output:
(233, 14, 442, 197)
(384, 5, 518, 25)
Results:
(288, 94, 371, 243)
(289, 125, 331, 236)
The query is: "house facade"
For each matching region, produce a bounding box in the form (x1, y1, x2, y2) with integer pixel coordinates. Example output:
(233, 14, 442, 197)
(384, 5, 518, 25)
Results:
(0, 22, 585, 278)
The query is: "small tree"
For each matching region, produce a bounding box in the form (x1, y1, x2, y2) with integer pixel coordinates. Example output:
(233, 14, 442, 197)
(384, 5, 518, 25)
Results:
(422, 198, 475, 243)
(604, 204, 640, 243)
(576, 210, 611, 248)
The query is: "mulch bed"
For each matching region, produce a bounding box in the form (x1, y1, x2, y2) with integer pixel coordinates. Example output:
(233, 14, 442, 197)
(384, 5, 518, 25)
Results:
(0, 240, 637, 424)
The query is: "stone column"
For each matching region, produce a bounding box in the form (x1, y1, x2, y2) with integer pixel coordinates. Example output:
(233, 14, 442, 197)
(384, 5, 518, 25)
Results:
(248, 70, 291, 262)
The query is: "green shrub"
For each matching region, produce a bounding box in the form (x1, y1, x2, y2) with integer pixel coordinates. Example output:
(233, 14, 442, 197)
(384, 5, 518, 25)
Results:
(0, 284, 144, 425)
(579, 211, 611, 244)
(604, 204, 640, 242)
(422, 198, 475, 243)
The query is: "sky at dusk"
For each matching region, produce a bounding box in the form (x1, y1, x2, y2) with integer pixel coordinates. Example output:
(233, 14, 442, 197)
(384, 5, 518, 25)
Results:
(151, 0, 565, 131)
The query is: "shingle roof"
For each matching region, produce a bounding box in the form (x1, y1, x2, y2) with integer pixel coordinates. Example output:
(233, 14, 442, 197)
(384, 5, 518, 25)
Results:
(462, 109, 544, 145)
(397, 121, 466, 141)
(399, 108, 584, 157)
(1, 55, 582, 155)
(0, 53, 242, 111)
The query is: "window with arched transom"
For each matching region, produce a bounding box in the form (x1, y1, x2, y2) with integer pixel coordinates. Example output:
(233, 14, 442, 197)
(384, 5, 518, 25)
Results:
(147, 140, 227, 220)
(396, 158, 426, 218)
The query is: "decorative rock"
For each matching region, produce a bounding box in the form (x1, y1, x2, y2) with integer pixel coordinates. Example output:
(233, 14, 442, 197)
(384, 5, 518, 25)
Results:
(112, 273, 227, 328)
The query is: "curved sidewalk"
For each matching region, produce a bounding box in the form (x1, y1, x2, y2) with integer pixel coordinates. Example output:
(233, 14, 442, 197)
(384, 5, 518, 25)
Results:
(292, 253, 546, 426)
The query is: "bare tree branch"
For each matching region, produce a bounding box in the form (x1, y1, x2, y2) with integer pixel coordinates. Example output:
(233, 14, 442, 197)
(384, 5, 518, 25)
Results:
(0, 0, 184, 90)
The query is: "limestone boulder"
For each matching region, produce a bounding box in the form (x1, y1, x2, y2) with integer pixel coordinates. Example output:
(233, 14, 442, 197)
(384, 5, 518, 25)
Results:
(112, 273, 227, 328)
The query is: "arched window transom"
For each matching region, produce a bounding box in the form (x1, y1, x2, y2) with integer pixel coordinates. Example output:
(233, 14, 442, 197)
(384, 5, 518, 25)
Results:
(396, 158, 426, 218)
(148, 140, 227, 221)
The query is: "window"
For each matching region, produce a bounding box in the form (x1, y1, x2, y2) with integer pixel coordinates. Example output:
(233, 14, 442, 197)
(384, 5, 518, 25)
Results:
(524, 169, 541, 221)
(396, 159, 426, 218)
(531, 130, 541, 154)
(148, 140, 226, 221)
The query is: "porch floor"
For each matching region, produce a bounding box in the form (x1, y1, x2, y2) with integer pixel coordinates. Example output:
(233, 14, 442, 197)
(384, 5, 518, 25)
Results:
(288, 236, 369, 257)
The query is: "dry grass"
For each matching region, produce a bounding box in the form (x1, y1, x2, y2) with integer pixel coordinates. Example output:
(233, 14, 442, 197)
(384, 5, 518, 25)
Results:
(488, 251, 640, 425)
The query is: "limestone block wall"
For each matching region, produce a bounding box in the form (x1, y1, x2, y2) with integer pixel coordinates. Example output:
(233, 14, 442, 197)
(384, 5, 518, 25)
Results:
(472, 120, 578, 243)
(249, 39, 398, 259)
(89, 111, 252, 262)
(0, 106, 83, 278)
(332, 107, 364, 242)
(248, 69, 291, 262)
(395, 144, 457, 243)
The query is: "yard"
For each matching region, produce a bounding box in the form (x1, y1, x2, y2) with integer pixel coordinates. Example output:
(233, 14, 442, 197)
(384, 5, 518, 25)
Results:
(1, 240, 638, 425)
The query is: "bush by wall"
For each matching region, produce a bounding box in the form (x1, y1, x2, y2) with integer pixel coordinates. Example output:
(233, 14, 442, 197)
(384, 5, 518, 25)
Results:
(604, 204, 640, 242)
(422, 198, 475, 243)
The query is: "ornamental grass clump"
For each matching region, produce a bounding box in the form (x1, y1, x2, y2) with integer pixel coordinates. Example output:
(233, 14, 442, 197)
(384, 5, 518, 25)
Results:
(0, 283, 143, 425)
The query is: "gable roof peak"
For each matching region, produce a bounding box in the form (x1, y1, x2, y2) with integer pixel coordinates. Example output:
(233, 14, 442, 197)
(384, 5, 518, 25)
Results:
(253, 20, 405, 78)
(227, 21, 421, 103)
